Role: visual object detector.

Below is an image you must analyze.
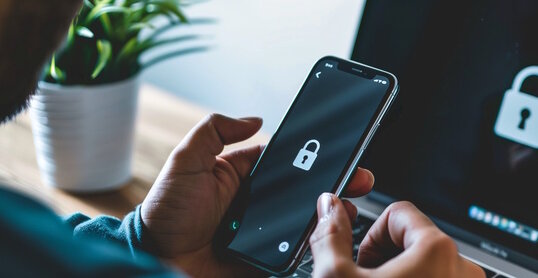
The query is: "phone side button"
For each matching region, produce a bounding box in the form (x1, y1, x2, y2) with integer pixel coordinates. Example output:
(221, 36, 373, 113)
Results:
(377, 89, 398, 123)
(363, 123, 379, 150)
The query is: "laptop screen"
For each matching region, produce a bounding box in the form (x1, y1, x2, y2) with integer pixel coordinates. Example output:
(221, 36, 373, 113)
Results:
(352, 0, 537, 269)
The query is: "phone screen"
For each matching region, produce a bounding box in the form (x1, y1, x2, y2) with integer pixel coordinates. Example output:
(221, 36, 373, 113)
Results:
(217, 57, 397, 273)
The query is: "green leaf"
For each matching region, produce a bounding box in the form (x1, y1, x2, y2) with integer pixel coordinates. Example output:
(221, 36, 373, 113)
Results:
(66, 23, 76, 46)
(95, 0, 114, 4)
(122, 0, 143, 6)
(75, 26, 94, 38)
(148, 0, 188, 22)
(50, 54, 66, 83)
(91, 40, 112, 79)
(127, 22, 155, 34)
(141, 46, 209, 70)
(85, 5, 130, 26)
(118, 35, 200, 63)
(116, 37, 139, 64)
(83, 0, 95, 8)
(99, 13, 114, 37)
(45, 0, 204, 85)
(180, 0, 211, 6)
(138, 0, 187, 23)
(146, 17, 214, 41)
(141, 35, 200, 53)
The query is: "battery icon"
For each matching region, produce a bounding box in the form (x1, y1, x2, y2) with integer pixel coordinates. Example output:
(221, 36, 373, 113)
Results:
(373, 79, 387, 85)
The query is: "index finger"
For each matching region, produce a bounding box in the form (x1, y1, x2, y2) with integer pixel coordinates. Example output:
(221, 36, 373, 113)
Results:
(357, 201, 436, 267)
(309, 194, 362, 278)
(342, 167, 375, 198)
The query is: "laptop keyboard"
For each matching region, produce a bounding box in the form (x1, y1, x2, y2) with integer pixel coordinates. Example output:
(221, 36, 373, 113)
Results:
(480, 266, 507, 278)
(283, 215, 375, 277)
(282, 215, 503, 278)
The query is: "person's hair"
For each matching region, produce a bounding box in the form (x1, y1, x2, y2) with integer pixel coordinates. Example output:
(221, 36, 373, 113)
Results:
(0, 0, 81, 123)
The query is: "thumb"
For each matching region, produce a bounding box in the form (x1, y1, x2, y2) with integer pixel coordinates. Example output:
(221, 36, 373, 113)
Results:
(309, 193, 362, 278)
(182, 114, 262, 156)
(170, 114, 262, 171)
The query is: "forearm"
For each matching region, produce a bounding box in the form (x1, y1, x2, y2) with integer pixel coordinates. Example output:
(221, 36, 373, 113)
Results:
(0, 186, 184, 277)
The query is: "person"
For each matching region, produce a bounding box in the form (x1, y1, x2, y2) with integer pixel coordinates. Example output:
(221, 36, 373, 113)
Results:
(0, 1, 484, 277)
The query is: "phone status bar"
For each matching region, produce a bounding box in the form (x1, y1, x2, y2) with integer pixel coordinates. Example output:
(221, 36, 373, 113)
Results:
(373, 75, 388, 85)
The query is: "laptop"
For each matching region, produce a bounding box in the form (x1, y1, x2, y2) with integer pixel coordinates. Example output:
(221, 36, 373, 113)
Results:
(285, 1, 538, 277)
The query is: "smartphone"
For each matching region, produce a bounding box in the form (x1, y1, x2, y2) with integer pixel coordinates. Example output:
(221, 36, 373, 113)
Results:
(214, 56, 399, 276)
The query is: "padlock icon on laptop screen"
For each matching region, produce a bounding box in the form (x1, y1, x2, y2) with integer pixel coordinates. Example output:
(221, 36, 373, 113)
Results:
(293, 139, 321, 171)
(494, 66, 538, 149)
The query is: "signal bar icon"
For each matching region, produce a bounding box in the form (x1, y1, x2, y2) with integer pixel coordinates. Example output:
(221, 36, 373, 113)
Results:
(373, 79, 387, 85)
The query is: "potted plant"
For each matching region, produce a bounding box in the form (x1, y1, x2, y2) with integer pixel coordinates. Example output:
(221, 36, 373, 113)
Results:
(29, 0, 207, 192)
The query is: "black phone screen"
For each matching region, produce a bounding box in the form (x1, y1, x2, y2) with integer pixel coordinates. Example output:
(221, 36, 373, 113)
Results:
(216, 57, 396, 273)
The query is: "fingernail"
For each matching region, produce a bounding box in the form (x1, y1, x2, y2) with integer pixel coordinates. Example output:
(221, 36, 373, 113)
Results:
(239, 117, 263, 123)
(366, 170, 375, 185)
(358, 167, 375, 185)
(320, 193, 334, 219)
(239, 116, 262, 121)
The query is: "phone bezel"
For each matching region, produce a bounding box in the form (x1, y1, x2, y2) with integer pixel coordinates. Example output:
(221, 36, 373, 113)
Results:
(217, 56, 399, 276)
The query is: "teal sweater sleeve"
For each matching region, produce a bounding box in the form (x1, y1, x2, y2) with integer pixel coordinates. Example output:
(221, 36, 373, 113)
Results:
(63, 205, 155, 259)
(0, 187, 185, 277)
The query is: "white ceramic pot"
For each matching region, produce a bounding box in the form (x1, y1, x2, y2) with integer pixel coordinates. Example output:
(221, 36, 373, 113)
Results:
(29, 77, 139, 192)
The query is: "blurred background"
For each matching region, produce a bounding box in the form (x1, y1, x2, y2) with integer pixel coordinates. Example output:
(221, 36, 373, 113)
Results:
(141, 0, 365, 132)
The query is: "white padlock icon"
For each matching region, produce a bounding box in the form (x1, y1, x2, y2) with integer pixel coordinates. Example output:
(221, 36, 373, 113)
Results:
(293, 139, 321, 171)
(494, 66, 538, 149)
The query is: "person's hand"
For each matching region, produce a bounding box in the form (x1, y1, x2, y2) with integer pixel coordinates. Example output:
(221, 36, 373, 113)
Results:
(309, 197, 485, 278)
(140, 114, 375, 277)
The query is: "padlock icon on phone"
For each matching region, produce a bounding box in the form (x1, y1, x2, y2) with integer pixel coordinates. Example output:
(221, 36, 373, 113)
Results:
(293, 139, 321, 171)
(494, 66, 538, 149)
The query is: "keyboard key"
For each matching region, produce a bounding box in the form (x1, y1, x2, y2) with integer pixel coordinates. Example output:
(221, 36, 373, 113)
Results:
(301, 249, 312, 263)
(354, 216, 374, 232)
(289, 269, 311, 277)
(480, 266, 497, 278)
(356, 215, 375, 226)
(352, 227, 363, 236)
(290, 215, 376, 276)
(495, 275, 508, 278)
(299, 260, 313, 273)
(351, 216, 375, 261)
(352, 216, 375, 244)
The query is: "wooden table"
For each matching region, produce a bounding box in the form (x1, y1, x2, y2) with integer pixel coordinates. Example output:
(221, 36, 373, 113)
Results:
(0, 84, 268, 218)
